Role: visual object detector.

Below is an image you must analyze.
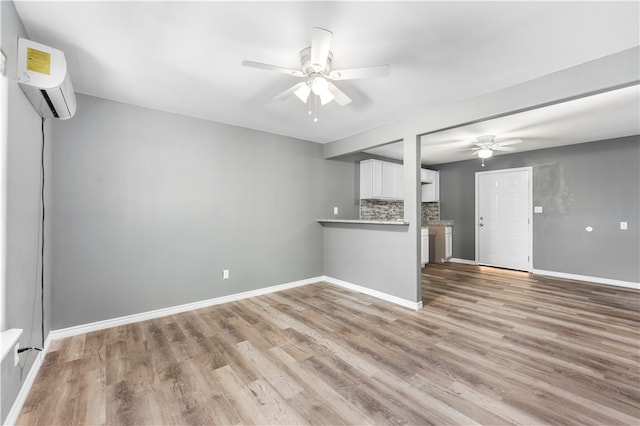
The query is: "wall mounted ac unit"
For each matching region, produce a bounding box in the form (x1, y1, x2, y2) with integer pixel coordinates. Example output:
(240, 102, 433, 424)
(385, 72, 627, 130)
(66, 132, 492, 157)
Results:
(17, 38, 76, 120)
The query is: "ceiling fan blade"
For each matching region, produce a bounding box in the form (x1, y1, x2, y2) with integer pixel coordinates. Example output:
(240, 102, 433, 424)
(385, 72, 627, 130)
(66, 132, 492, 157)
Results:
(274, 82, 307, 101)
(327, 82, 352, 106)
(492, 146, 517, 152)
(241, 60, 305, 77)
(496, 138, 523, 147)
(329, 65, 390, 80)
(310, 27, 332, 72)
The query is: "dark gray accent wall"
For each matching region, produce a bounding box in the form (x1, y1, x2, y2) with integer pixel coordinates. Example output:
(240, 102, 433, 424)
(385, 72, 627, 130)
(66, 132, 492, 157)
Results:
(1, 1, 53, 422)
(434, 136, 640, 282)
(51, 94, 356, 329)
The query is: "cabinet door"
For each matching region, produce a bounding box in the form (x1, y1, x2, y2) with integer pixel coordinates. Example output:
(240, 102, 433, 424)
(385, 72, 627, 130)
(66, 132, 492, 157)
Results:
(394, 162, 404, 199)
(420, 168, 429, 183)
(371, 160, 383, 197)
(422, 184, 434, 202)
(360, 160, 383, 199)
(382, 161, 403, 199)
(421, 169, 440, 202)
(360, 160, 373, 199)
(421, 230, 429, 265)
(421, 169, 434, 183)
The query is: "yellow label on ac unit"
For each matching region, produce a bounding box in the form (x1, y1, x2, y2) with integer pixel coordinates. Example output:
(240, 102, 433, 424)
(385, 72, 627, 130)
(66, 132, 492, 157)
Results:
(26, 47, 51, 75)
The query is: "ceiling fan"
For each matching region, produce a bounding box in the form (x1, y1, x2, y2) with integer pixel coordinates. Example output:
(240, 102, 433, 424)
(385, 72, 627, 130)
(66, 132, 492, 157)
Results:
(241, 27, 390, 117)
(468, 135, 523, 165)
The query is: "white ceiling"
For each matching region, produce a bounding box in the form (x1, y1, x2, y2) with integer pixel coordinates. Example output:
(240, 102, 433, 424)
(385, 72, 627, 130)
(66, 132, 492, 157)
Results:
(14, 1, 640, 144)
(365, 84, 640, 165)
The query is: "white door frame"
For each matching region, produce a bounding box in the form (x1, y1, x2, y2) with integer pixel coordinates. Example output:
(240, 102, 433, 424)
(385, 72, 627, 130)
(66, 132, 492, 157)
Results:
(475, 166, 533, 272)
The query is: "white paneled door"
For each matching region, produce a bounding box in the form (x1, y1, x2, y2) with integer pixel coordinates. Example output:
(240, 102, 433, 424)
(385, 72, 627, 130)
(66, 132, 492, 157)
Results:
(476, 167, 532, 271)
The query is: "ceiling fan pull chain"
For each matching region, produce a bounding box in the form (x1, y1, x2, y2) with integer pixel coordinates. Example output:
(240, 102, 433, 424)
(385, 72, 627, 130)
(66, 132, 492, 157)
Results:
(313, 94, 319, 123)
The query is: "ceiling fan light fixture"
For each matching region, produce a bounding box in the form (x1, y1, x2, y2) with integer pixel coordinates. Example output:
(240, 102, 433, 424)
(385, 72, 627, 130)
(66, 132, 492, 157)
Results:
(242, 27, 390, 114)
(311, 76, 329, 96)
(478, 148, 493, 159)
(294, 83, 311, 103)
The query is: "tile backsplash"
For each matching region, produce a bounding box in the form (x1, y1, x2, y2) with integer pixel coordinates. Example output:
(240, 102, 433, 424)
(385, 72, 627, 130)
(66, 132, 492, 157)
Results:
(360, 199, 404, 221)
(422, 202, 440, 223)
(359, 199, 441, 223)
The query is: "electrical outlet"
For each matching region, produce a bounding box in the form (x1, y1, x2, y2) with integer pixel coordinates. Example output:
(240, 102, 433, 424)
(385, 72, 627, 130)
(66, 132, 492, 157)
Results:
(14, 344, 19, 366)
(620, 222, 628, 230)
(333, 206, 339, 215)
(222, 269, 229, 280)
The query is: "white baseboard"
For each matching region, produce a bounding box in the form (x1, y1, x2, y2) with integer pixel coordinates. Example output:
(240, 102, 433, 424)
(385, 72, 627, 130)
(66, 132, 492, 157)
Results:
(532, 269, 639, 290)
(442, 260, 638, 290)
(49, 276, 322, 341)
(449, 258, 477, 265)
(49, 274, 423, 340)
(4, 334, 52, 426)
(6, 274, 420, 424)
(322, 276, 423, 310)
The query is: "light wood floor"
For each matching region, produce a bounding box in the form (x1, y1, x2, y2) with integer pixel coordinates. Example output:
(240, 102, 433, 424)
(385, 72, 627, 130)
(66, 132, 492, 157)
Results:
(18, 263, 640, 425)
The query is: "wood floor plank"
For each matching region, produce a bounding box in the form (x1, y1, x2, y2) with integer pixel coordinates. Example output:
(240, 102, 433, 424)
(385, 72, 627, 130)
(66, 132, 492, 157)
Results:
(16, 263, 640, 425)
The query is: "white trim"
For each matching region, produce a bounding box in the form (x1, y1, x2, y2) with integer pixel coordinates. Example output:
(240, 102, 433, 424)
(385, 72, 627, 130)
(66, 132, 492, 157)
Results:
(0, 328, 22, 363)
(475, 166, 533, 273)
(448, 258, 477, 265)
(1, 60, 8, 332)
(50, 276, 321, 341)
(532, 269, 640, 290)
(4, 334, 52, 426)
(322, 276, 423, 310)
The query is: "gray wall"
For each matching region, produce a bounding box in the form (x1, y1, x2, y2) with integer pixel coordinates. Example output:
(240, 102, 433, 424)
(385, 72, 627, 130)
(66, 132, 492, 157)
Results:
(323, 223, 417, 301)
(51, 94, 356, 329)
(318, 155, 361, 220)
(435, 136, 640, 282)
(323, 137, 423, 304)
(1, 1, 53, 422)
(322, 47, 639, 309)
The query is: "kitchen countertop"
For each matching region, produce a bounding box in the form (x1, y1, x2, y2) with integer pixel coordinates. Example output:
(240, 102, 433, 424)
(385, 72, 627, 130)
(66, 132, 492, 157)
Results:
(424, 220, 454, 227)
(317, 219, 409, 225)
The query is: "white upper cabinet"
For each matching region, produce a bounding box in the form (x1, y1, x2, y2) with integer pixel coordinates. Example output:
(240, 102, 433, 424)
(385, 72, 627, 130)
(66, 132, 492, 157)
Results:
(420, 168, 432, 183)
(360, 160, 439, 201)
(382, 161, 404, 199)
(360, 159, 404, 200)
(421, 168, 440, 202)
(360, 159, 382, 198)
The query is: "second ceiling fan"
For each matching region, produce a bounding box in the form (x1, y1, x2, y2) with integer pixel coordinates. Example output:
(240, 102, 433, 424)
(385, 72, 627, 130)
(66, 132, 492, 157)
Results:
(242, 27, 390, 111)
(469, 135, 523, 166)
